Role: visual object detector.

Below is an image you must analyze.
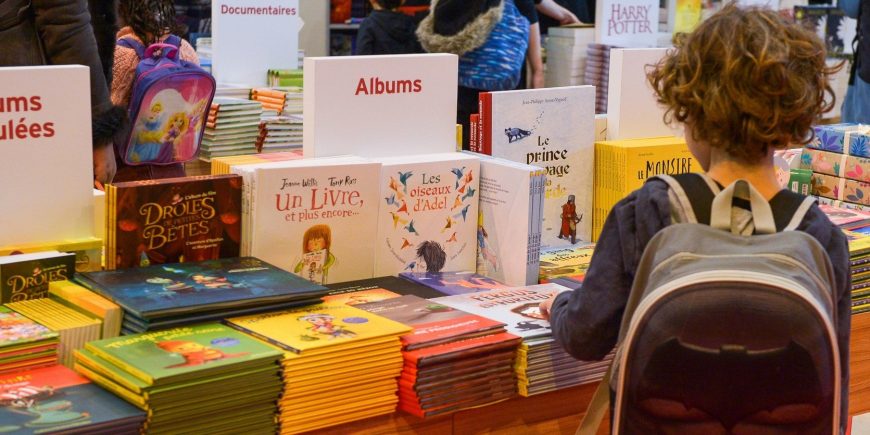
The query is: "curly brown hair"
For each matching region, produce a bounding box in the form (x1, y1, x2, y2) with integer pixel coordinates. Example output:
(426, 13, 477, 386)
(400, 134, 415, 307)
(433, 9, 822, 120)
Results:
(119, 0, 178, 45)
(647, 3, 839, 163)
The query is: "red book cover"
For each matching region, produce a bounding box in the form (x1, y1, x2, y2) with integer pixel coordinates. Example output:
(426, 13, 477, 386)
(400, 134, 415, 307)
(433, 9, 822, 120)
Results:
(355, 295, 505, 350)
(469, 114, 479, 152)
(480, 92, 493, 155)
(403, 332, 520, 366)
(108, 174, 242, 269)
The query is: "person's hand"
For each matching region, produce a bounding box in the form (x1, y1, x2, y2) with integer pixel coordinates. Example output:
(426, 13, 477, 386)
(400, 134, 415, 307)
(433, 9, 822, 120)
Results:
(539, 293, 559, 321)
(558, 9, 580, 25)
(93, 141, 116, 189)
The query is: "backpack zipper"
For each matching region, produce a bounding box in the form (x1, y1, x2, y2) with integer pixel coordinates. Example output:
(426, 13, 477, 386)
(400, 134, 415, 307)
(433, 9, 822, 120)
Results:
(612, 270, 841, 434)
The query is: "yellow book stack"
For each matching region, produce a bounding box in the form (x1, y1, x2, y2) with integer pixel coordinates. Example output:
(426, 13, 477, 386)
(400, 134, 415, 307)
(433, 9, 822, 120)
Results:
(50, 280, 122, 339)
(593, 136, 699, 240)
(227, 303, 412, 434)
(6, 297, 102, 368)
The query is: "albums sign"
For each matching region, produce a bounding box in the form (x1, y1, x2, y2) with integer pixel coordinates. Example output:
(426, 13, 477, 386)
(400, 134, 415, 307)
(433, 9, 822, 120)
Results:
(212, 0, 301, 86)
(303, 54, 458, 158)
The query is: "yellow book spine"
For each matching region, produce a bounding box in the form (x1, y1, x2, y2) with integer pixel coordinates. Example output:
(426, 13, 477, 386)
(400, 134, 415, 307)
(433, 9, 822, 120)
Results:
(73, 362, 147, 409)
(84, 342, 155, 385)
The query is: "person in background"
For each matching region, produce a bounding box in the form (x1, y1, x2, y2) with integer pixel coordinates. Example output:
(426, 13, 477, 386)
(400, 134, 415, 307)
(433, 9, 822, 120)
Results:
(840, 0, 870, 123)
(112, 0, 199, 182)
(356, 0, 422, 55)
(540, 4, 850, 431)
(0, 0, 124, 188)
(516, 0, 579, 89)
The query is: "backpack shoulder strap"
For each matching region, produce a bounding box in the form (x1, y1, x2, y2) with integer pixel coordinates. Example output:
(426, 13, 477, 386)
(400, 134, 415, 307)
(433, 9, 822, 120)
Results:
(117, 37, 146, 60)
(656, 173, 814, 232)
(163, 34, 182, 48)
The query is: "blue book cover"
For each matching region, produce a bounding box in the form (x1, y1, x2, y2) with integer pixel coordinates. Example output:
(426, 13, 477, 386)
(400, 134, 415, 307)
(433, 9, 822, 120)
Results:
(399, 271, 508, 296)
(0, 365, 145, 434)
(75, 257, 327, 318)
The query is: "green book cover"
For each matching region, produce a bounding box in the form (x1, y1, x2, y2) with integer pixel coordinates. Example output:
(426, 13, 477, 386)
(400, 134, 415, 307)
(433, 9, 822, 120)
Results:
(84, 323, 281, 386)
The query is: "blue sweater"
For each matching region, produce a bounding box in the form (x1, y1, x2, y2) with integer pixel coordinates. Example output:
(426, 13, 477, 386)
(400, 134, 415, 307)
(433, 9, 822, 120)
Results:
(548, 178, 851, 430)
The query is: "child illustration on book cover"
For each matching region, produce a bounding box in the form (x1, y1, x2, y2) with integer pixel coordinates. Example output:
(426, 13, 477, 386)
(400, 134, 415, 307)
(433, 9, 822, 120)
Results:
(293, 225, 336, 285)
(476, 211, 498, 272)
(156, 340, 249, 368)
(298, 313, 356, 340)
(558, 195, 581, 244)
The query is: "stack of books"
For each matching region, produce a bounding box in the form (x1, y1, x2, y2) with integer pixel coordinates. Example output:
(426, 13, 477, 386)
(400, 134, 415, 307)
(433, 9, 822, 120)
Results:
(256, 114, 303, 153)
(842, 230, 870, 313)
(0, 306, 58, 374)
(73, 324, 283, 434)
(74, 257, 327, 334)
(50, 280, 123, 339)
(544, 25, 594, 87)
(400, 271, 509, 296)
(0, 365, 146, 434)
(209, 150, 303, 175)
(585, 43, 618, 114)
(324, 276, 449, 305)
(805, 124, 870, 209)
(0, 250, 76, 303)
(538, 244, 596, 283)
(593, 136, 698, 240)
(267, 69, 303, 87)
(357, 295, 521, 417)
(214, 85, 251, 99)
(434, 284, 611, 396)
(201, 97, 262, 160)
(819, 203, 870, 231)
(6, 298, 102, 368)
(250, 88, 303, 116)
(226, 304, 411, 434)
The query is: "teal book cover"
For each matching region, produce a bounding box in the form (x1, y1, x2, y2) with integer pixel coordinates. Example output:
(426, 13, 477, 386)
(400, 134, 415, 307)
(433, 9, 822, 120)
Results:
(76, 257, 327, 318)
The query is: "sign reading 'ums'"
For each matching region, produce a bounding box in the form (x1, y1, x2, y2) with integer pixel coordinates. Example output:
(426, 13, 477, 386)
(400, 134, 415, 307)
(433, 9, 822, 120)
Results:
(0, 66, 94, 248)
(303, 54, 458, 158)
(211, 0, 301, 86)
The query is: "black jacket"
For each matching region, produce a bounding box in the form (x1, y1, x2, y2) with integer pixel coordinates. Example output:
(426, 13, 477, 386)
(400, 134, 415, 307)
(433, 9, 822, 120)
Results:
(356, 10, 422, 55)
(0, 0, 123, 147)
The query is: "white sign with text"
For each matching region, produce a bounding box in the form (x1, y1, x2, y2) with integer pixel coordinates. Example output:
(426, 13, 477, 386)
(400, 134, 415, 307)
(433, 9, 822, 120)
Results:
(595, 0, 660, 47)
(303, 54, 458, 158)
(0, 66, 94, 247)
(211, 0, 301, 86)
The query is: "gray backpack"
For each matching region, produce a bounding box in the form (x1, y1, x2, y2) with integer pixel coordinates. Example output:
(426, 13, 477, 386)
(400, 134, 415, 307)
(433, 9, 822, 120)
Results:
(580, 174, 841, 434)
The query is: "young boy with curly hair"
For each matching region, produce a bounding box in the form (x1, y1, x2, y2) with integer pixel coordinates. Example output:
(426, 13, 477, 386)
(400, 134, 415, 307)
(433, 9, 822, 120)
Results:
(540, 3, 850, 431)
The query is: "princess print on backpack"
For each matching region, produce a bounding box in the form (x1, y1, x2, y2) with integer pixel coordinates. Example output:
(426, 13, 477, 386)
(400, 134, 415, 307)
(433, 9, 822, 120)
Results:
(118, 36, 215, 166)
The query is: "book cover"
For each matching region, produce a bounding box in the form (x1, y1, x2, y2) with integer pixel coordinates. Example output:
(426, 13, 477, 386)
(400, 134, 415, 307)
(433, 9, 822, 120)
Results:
(811, 172, 870, 206)
(804, 147, 870, 184)
(593, 136, 699, 239)
(484, 86, 595, 246)
(245, 157, 380, 284)
(84, 323, 282, 385)
(432, 284, 570, 339)
(0, 306, 58, 349)
(808, 124, 870, 157)
(76, 257, 326, 318)
(0, 252, 75, 303)
(356, 295, 505, 349)
(606, 48, 676, 141)
(399, 272, 509, 296)
(539, 244, 596, 282)
(0, 365, 145, 433)
(819, 204, 870, 227)
(374, 153, 480, 277)
(325, 276, 449, 300)
(108, 174, 242, 270)
(226, 303, 411, 354)
(322, 288, 401, 306)
(473, 154, 545, 285)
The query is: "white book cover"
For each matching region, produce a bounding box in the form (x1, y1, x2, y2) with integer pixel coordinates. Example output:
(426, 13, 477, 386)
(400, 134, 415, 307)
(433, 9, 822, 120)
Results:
(303, 54, 458, 158)
(0, 66, 94, 248)
(594, 0, 660, 47)
(474, 154, 545, 286)
(488, 86, 595, 246)
(211, 0, 301, 86)
(374, 153, 480, 277)
(432, 284, 570, 339)
(606, 48, 681, 141)
(242, 156, 380, 284)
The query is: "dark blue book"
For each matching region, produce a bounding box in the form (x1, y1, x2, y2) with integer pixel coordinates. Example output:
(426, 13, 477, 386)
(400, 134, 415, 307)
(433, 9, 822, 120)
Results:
(399, 272, 508, 296)
(75, 257, 326, 319)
